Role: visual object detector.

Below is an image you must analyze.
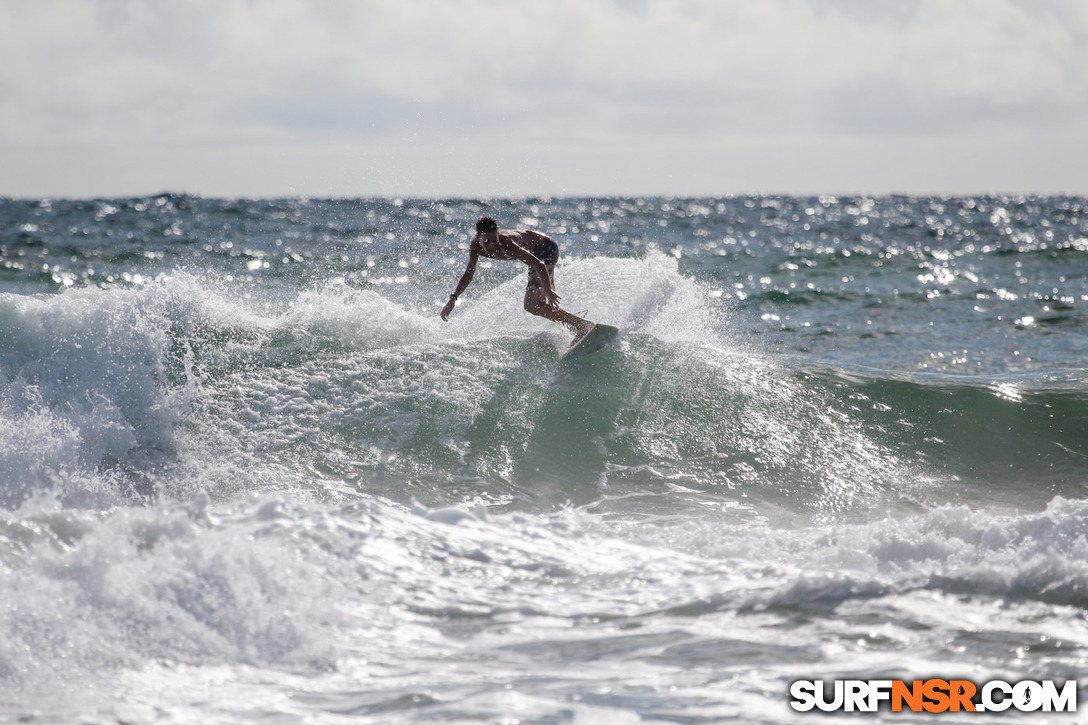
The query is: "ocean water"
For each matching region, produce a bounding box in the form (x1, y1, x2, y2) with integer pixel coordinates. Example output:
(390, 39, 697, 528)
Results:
(0, 194, 1086, 723)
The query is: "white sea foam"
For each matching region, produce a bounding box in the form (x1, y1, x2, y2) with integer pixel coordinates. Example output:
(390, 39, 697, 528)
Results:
(0, 495, 339, 712)
(6, 490, 1086, 721)
(284, 280, 441, 351)
(0, 290, 171, 505)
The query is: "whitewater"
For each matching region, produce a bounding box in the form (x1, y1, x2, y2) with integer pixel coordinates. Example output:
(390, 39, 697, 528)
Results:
(1, 195, 1086, 722)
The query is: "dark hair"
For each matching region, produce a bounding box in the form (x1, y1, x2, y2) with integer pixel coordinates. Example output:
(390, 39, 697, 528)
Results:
(476, 216, 498, 233)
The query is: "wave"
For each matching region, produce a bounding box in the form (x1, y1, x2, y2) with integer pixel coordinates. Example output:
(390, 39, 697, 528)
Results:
(1, 257, 1084, 516)
(166, 257, 918, 517)
(625, 494, 1088, 615)
(802, 365, 1088, 496)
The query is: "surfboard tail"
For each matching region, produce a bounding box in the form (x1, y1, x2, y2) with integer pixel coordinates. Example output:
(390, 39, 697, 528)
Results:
(563, 324, 620, 358)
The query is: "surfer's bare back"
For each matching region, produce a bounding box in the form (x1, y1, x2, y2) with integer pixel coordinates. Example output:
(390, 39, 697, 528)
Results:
(441, 217, 595, 345)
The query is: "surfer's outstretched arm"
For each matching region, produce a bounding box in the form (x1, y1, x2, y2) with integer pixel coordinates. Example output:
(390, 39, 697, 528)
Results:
(441, 249, 478, 321)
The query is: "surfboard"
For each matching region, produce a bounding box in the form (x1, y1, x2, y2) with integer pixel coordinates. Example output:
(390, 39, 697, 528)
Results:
(562, 323, 620, 359)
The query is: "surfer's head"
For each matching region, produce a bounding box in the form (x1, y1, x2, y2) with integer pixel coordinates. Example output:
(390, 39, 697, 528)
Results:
(476, 216, 499, 235)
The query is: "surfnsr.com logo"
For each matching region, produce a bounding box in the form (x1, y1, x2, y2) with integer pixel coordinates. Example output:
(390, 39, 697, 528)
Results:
(790, 679, 1078, 714)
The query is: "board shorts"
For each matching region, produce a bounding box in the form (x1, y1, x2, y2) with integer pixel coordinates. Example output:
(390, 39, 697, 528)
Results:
(533, 239, 559, 266)
(526, 239, 560, 292)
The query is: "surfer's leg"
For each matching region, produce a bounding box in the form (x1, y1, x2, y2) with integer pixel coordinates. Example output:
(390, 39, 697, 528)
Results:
(524, 263, 594, 343)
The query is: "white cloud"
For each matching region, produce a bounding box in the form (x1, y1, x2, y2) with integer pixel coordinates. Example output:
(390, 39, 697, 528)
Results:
(1, 0, 1086, 196)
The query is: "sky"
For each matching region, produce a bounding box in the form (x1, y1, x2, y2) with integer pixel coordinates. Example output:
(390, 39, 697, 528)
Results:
(1, 0, 1087, 198)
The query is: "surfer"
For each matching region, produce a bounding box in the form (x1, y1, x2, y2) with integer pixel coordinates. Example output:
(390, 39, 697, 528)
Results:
(441, 216, 595, 345)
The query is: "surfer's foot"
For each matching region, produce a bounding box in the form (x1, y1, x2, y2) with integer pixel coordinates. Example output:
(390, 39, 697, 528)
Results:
(570, 321, 595, 347)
